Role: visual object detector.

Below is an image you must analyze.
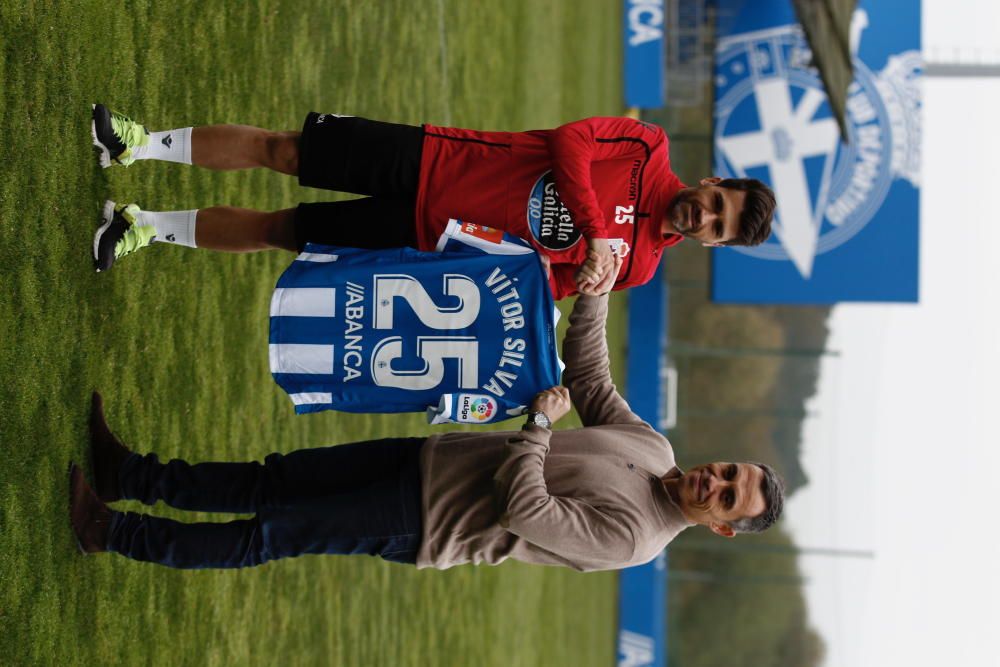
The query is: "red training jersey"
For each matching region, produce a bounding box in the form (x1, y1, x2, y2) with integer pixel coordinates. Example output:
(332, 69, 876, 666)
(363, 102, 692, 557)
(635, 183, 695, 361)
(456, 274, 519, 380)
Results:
(414, 117, 686, 300)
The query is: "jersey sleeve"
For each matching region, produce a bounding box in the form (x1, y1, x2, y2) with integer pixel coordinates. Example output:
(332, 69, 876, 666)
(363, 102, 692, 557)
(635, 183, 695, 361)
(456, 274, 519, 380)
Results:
(434, 219, 535, 255)
(546, 117, 667, 241)
(427, 392, 529, 425)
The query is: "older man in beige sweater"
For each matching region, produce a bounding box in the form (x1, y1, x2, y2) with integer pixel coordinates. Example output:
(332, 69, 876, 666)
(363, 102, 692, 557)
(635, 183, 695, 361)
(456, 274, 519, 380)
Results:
(70, 293, 784, 570)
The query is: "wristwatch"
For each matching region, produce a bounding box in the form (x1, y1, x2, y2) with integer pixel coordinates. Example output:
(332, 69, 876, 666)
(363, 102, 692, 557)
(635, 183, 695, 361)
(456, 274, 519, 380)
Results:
(525, 411, 551, 429)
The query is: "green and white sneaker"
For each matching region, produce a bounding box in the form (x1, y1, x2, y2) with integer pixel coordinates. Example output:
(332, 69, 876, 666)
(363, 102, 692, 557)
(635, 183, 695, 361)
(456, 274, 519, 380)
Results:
(93, 201, 156, 272)
(90, 104, 149, 168)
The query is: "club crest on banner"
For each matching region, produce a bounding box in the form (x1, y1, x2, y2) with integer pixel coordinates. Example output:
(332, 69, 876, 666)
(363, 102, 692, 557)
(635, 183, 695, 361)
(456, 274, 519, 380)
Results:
(713, 9, 921, 280)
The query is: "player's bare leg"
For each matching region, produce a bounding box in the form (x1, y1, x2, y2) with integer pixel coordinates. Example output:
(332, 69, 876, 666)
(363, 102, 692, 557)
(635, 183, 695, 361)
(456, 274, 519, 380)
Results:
(91, 104, 299, 176)
(191, 127, 300, 175)
(194, 207, 298, 251)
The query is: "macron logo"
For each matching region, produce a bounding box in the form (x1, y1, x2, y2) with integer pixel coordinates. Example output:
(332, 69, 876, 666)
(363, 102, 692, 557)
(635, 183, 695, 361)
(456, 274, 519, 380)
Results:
(162, 134, 172, 148)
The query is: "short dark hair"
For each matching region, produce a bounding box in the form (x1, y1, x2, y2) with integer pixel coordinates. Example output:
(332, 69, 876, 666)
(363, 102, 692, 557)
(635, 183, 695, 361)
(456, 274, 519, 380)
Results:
(730, 462, 785, 534)
(717, 178, 776, 247)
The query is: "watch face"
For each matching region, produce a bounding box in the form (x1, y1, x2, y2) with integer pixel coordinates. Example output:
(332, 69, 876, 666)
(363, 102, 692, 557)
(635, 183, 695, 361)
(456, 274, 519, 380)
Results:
(530, 412, 550, 428)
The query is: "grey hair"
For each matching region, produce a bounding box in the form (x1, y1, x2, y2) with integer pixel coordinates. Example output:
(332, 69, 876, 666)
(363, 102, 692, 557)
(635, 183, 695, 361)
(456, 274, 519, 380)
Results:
(729, 462, 785, 534)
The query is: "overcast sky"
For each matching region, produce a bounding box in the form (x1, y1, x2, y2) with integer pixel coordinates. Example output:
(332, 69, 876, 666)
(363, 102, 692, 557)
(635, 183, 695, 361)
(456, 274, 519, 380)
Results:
(783, 3, 1000, 666)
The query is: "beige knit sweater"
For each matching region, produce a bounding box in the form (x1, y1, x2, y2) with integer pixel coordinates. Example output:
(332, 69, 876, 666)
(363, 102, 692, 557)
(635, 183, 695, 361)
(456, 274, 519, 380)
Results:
(415, 294, 692, 571)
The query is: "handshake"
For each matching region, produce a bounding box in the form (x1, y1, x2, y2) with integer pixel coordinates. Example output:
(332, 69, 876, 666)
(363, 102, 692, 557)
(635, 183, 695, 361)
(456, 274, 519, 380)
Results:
(538, 239, 624, 296)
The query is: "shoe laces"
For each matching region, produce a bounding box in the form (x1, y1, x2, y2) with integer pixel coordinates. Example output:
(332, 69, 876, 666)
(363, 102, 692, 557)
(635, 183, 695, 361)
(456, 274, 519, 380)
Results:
(114, 206, 156, 258)
(109, 111, 148, 148)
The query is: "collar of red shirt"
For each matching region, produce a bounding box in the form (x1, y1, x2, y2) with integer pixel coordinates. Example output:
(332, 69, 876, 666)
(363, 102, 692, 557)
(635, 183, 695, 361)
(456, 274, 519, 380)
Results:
(646, 214, 684, 252)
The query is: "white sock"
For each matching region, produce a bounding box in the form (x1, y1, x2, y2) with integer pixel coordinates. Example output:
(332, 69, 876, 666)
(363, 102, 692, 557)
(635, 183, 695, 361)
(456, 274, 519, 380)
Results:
(132, 127, 193, 164)
(136, 209, 198, 248)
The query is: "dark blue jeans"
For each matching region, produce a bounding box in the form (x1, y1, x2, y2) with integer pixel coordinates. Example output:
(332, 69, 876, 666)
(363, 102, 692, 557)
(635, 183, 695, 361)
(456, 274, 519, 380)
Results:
(106, 438, 424, 569)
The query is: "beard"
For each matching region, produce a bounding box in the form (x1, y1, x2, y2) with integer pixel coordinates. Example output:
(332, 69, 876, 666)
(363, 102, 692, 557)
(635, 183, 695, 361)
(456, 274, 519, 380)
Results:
(666, 189, 699, 235)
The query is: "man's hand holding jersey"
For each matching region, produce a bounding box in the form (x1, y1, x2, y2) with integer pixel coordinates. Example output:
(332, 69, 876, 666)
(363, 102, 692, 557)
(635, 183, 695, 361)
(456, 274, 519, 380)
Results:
(528, 386, 572, 425)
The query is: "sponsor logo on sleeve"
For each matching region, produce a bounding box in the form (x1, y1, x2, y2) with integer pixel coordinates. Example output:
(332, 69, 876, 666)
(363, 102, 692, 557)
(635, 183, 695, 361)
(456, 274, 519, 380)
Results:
(460, 221, 504, 244)
(458, 394, 497, 422)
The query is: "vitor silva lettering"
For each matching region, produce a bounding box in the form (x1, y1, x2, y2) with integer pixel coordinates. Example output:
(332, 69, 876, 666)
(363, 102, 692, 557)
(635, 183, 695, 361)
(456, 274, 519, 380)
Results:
(480, 267, 528, 397)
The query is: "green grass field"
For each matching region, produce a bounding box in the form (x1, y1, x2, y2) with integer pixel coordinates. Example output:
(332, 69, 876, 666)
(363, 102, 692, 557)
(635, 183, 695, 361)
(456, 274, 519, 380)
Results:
(0, 1, 628, 665)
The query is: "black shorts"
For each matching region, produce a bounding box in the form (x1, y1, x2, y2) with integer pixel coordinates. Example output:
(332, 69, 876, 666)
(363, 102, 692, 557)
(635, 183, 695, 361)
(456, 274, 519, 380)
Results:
(294, 114, 424, 251)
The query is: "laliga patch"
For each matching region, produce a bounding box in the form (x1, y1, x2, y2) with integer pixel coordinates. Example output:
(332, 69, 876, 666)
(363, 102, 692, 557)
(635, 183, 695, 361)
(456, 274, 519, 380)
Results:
(526, 170, 582, 250)
(457, 394, 497, 423)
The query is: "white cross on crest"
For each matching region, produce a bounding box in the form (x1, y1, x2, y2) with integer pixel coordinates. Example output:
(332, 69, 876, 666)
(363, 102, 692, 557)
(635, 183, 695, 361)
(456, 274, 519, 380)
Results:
(716, 81, 839, 278)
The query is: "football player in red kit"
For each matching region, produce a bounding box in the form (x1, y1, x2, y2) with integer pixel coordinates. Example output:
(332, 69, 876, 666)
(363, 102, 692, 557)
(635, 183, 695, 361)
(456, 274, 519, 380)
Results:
(91, 106, 775, 299)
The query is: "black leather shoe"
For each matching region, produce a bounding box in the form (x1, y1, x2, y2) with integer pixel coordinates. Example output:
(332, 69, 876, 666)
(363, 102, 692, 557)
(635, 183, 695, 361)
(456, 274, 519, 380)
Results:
(89, 391, 133, 502)
(69, 464, 112, 554)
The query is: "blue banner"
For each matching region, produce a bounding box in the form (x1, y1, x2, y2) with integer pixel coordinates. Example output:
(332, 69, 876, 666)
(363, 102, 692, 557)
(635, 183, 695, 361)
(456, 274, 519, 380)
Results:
(618, 268, 669, 667)
(624, 0, 666, 108)
(618, 552, 667, 667)
(711, 0, 921, 303)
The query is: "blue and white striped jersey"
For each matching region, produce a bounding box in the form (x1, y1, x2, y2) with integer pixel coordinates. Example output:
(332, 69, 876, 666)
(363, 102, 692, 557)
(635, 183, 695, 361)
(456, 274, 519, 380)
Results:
(269, 221, 562, 424)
